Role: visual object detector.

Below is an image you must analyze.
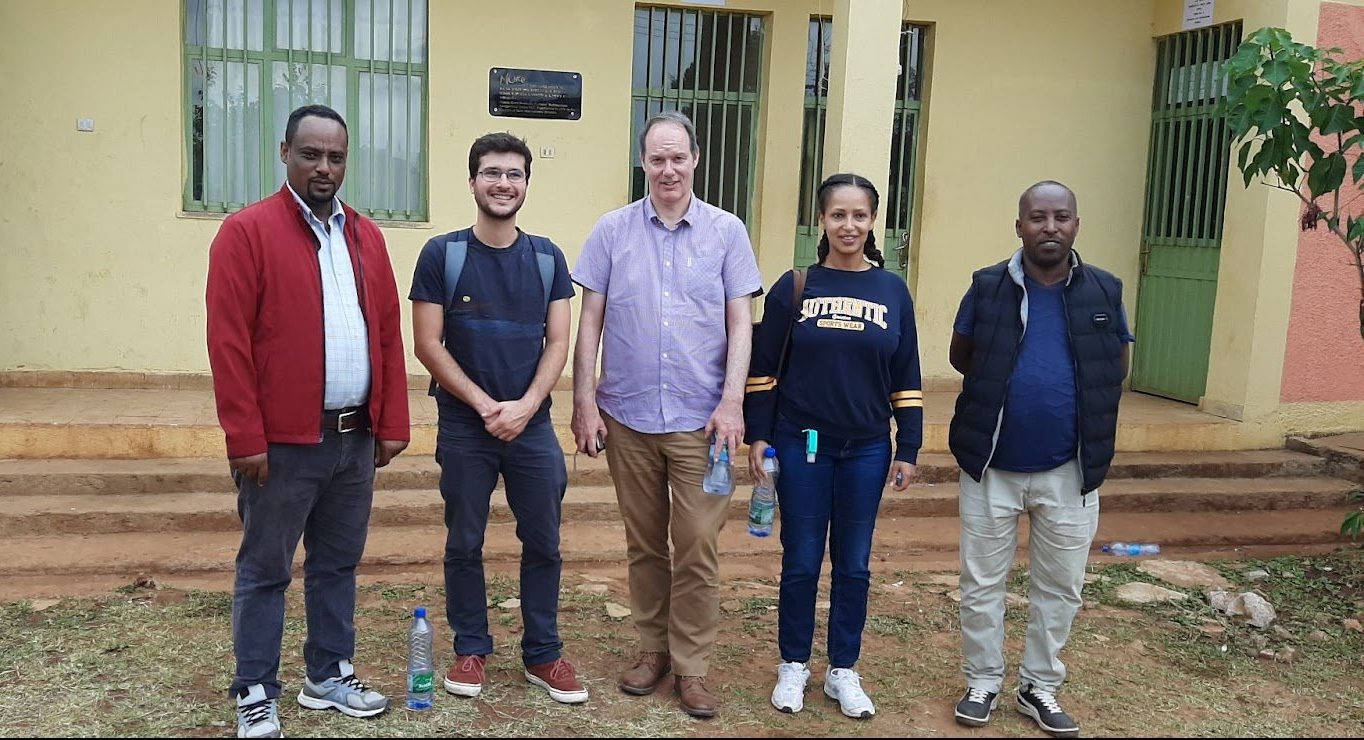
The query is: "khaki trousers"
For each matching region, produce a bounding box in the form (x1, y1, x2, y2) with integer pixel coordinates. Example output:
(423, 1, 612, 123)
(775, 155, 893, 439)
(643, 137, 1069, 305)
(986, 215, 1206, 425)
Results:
(958, 459, 1100, 694)
(603, 413, 731, 677)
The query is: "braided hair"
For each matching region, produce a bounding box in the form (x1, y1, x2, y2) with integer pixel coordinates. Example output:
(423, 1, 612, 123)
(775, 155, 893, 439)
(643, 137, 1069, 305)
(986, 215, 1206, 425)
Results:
(815, 173, 885, 269)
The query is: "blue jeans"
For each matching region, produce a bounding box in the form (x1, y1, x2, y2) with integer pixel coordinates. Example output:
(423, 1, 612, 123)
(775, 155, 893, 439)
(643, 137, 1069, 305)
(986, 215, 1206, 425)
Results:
(231, 428, 376, 699)
(437, 416, 567, 666)
(773, 418, 891, 668)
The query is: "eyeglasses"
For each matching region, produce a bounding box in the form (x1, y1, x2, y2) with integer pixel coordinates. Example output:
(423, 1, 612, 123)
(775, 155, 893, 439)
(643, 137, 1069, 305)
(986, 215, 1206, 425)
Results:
(476, 168, 526, 184)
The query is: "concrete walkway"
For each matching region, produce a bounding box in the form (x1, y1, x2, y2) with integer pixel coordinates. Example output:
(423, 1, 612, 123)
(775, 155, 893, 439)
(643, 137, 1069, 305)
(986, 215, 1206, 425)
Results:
(0, 387, 1249, 459)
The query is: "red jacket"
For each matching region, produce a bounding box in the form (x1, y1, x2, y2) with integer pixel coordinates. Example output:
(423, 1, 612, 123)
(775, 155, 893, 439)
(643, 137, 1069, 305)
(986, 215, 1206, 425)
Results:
(206, 185, 410, 458)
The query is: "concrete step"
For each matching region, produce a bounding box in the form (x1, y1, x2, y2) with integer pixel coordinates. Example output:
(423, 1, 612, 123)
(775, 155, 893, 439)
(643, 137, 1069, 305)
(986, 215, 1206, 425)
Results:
(0, 387, 1270, 459)
(1, 477, 1355, 537)
(0, 449, 1332, 497)
(0, 508, 1351, 579)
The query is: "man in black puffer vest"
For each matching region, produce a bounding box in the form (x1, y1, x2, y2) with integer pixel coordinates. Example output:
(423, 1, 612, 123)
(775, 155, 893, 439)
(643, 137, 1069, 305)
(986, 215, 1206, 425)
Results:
(947, 182, 1133, 739)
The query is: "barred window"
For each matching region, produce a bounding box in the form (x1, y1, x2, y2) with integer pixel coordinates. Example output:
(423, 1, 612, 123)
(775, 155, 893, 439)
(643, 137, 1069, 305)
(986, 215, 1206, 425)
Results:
(630, 6, 765, 226)
(183, 0, 428, 220)
(796, 19, 928, 271)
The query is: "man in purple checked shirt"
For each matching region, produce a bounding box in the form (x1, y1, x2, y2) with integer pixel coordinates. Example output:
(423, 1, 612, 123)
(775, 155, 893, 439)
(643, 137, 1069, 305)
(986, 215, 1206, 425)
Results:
(570, 111, 763, 720)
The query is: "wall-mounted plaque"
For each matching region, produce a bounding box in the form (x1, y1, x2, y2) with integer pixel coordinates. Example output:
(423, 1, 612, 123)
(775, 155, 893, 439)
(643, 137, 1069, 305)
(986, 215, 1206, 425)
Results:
(489, 68, 582, 120)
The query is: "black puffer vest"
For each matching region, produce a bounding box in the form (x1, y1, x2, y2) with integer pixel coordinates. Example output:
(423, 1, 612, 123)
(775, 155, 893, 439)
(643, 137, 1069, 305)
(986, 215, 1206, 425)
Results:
(949, 252, 1126, 493)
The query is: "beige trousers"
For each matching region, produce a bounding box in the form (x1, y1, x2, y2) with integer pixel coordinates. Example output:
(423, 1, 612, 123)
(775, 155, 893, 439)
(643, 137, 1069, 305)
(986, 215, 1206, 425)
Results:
(603, 413, 731, 677)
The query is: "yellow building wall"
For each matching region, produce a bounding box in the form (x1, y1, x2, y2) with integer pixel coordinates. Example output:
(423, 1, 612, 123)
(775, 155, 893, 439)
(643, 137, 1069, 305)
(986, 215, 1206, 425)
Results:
(0, 0, 820, 376)
(903, 0, 1154, 381)
(8, 0, 1346, 442)
(0, 0, 216, 373)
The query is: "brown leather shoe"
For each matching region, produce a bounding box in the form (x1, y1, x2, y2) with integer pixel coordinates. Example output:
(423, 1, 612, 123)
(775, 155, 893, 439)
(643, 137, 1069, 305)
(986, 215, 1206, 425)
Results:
(618, 652, 671, 696)
(675, 675, 718, 718)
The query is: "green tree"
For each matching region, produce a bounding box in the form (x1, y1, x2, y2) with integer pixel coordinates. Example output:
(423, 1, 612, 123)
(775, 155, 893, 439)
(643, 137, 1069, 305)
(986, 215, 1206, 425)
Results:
(1221, 27, 1364, 339)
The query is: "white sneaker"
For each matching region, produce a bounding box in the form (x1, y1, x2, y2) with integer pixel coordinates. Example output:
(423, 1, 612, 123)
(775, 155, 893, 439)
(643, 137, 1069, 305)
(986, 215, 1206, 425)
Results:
(823, 667, 875, 719)
(235, 684, 282, 738)
(770, 661, 810, 713)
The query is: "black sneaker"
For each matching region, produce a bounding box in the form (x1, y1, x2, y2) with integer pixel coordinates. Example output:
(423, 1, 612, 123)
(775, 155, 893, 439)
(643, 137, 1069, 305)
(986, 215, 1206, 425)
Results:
(1016, 684, 1080, 738)
(954, 687, 999, 727)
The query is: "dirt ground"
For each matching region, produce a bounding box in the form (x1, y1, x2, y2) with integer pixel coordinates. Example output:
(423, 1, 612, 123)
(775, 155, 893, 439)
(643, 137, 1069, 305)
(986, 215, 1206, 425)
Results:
(3, 547, 1363, 738)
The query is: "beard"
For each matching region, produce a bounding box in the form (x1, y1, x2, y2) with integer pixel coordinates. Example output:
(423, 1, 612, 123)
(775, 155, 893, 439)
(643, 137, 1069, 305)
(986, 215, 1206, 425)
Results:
(475, 196, 522, 221)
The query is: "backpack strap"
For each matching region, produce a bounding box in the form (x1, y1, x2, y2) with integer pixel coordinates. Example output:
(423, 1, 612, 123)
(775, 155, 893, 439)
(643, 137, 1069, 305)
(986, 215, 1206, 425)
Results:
(526, 234, 557, 310)
(775, 268, 808, 381)
(440, 228, 473, 309)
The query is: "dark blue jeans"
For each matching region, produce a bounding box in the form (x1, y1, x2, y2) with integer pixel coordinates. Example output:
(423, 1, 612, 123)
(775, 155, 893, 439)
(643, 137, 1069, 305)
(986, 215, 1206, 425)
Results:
(231, 428, 376, 699)
(773, 418, 891, 669)
(437, 416, 567, 666)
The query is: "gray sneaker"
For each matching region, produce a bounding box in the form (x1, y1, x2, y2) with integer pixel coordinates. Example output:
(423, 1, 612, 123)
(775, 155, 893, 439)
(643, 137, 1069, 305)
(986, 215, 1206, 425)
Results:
(235, 684, 282, 739)
(296, 660, 389, 718)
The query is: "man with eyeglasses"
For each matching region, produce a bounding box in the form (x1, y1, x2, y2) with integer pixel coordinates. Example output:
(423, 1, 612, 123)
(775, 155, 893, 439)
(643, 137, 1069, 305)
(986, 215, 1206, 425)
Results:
(571, 111, 763, 718)
(409, 132, 584, 705)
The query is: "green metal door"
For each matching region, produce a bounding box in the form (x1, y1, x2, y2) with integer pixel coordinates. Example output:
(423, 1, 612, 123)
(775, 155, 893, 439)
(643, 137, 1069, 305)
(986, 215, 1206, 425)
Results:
(794, 19, 926, 278)
(1132, 22, 1241, 403)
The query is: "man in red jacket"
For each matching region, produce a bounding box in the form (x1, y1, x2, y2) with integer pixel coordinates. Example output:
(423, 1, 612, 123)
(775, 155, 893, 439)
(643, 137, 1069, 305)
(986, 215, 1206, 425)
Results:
(206, 104, 410, 740)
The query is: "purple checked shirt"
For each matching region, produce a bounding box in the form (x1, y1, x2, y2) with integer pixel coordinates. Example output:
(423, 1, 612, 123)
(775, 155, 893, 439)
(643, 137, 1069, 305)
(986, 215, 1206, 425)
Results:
(573, 196, 764, 434)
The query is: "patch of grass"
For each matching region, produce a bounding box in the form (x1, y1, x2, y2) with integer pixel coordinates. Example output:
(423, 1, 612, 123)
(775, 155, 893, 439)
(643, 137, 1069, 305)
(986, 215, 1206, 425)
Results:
(864, 614, 922, 640)
(4, 552, 1364, 737)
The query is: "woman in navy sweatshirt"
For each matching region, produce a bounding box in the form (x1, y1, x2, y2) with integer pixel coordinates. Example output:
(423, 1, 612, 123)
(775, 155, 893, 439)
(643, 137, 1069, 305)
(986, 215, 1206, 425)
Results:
(744, 173, 923, 720)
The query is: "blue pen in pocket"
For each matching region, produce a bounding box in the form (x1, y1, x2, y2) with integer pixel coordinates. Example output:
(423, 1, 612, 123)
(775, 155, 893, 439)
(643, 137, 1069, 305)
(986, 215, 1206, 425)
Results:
(802, 428, 818, 463)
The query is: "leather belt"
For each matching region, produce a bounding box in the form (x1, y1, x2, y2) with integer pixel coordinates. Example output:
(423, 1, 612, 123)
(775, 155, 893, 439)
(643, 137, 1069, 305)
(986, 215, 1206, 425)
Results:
(322, 406, 369, 434)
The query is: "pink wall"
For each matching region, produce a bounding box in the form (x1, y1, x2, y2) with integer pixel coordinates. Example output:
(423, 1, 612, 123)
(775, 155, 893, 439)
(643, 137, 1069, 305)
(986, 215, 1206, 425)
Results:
(1279, 2, 1364, 403)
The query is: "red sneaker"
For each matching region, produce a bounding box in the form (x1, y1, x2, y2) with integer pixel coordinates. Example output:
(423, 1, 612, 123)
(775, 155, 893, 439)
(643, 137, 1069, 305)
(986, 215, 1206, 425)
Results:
(444, 655, 486, 697)
(525, 657, 589, 704)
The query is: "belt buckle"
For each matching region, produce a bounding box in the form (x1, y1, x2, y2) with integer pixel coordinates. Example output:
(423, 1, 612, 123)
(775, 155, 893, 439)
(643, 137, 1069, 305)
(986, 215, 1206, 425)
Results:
(337, 409, 358, 433)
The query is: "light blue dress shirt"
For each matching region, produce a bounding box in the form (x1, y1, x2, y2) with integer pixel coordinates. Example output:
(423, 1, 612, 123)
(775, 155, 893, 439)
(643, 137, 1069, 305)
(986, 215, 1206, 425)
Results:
(286, 183, 371, 409)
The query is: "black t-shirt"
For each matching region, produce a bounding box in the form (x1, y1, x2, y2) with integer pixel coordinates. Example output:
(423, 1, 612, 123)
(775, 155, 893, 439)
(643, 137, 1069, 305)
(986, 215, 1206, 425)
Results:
(409, 229, 574, 425)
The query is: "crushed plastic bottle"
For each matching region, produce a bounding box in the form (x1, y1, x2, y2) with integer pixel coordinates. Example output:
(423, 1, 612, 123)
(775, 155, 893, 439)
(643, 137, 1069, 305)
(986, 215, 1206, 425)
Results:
(1100, 542, 1161, 556)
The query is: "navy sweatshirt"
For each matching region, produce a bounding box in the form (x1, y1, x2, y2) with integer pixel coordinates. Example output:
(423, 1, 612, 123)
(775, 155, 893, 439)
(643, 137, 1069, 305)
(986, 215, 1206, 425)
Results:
(744, 265, 923, 463)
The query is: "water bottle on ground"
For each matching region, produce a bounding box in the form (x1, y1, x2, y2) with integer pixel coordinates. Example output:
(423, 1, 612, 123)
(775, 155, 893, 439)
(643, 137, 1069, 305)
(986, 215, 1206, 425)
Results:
(703, 440, 735, 496)
(748, 447, 780, 537)
(407, 607, 434, 710)
(1100, 542, 1161, 556)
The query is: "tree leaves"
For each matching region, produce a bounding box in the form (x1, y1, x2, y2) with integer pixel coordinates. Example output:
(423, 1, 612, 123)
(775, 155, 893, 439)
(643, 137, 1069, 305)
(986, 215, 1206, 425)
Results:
(1307, 154, 1346, 200)
(1321, 104, 1356, 136)
(1222, 27, 1364, 341)
(1261, 60, 1293, 85)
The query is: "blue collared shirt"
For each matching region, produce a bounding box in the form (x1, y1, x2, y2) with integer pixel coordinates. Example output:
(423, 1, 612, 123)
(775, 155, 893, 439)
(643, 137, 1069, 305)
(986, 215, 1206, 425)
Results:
(571, 194, 764, 433)
(286, 183, 370, 409)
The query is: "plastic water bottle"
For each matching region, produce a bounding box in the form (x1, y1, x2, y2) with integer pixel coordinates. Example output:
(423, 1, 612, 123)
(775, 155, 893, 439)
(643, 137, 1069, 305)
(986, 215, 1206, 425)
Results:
(406, 607, 434, 710)
(703, 441, 734, 496)
(1101, 542, 1161, 556)
(747, 447, 780, 537)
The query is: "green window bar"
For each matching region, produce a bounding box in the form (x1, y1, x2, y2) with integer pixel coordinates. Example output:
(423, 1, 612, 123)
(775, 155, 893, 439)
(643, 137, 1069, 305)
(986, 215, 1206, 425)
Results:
(794, 16, 832, 267)
(886, 23, 926, 273)
(629, 5, 765, 227)
(182, 0, 428, 221)
(1140, 20, 1242, 255)
(794, 20, 928, 271)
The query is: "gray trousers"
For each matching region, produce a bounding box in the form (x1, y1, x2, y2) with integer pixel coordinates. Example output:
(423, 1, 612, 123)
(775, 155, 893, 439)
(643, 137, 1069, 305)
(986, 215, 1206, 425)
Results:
(958, 459, 1099, 694)
(230, 429, 375, 699)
